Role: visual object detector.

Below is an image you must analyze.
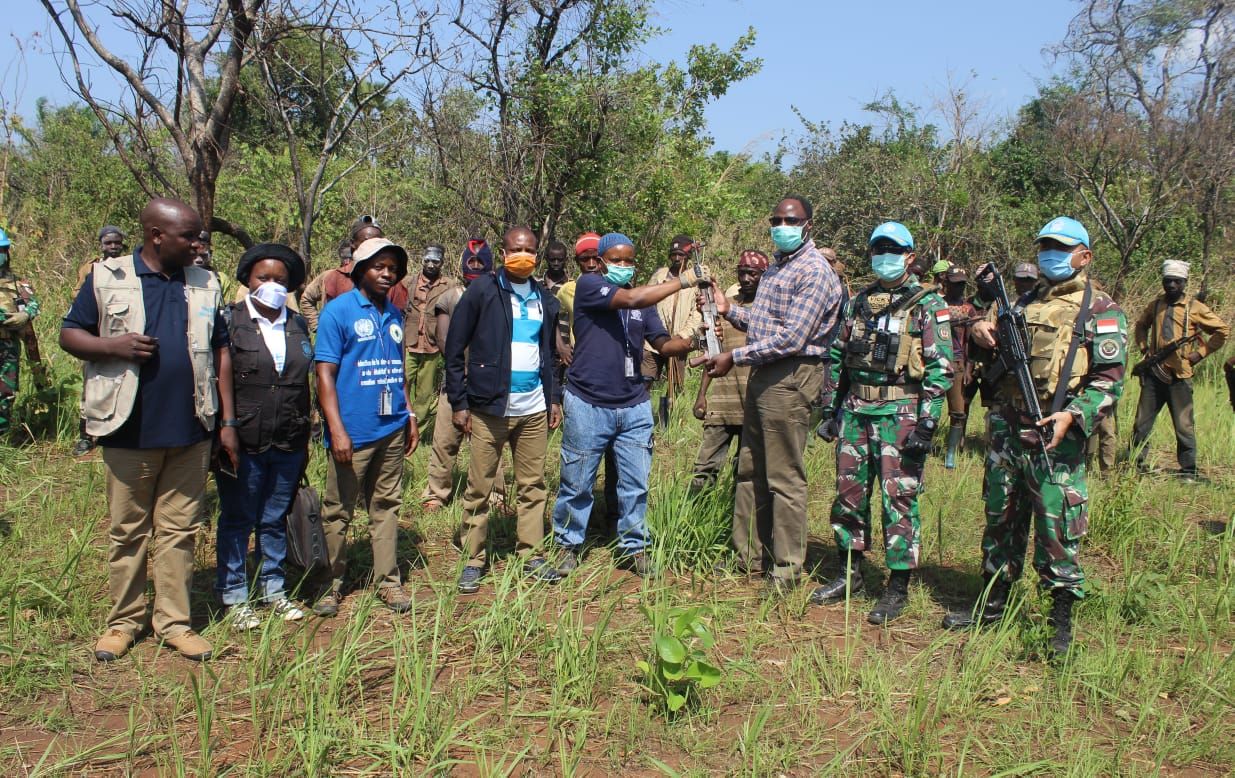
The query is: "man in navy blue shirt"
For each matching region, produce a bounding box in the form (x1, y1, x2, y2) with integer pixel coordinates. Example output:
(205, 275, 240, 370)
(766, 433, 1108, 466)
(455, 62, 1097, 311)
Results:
(313, 238, 420, 617)
(552, 232, 703, 578)
(61, 198, 236, 663)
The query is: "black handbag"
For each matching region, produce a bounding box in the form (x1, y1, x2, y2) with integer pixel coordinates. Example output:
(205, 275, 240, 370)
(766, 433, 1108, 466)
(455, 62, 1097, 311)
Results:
(285, 478, 329, 573)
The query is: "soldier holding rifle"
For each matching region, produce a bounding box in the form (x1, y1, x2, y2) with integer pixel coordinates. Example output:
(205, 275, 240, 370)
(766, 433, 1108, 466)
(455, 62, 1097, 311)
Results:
(942, 217, 1127, 658)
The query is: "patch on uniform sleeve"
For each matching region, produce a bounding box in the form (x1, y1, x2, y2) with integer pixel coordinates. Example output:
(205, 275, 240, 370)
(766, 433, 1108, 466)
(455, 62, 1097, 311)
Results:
(1095, 314, 1120, 334)
(935, 309, 951, 323)
(1093, 332, 1125, 364)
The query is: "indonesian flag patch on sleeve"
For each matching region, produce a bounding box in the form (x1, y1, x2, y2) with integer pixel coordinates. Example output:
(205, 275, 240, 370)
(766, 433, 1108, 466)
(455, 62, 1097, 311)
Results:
(935, 309, 951, 323)
(1095, 315, 1120, 334)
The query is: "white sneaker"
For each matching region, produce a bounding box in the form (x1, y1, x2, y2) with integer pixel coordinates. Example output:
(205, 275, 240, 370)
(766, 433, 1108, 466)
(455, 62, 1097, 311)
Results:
(226, 603, 262, 631)
(269, 598, 306, 622)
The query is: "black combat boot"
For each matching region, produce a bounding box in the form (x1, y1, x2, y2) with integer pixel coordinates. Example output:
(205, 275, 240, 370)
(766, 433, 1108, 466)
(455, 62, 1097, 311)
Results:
(809, 550, 864, 605)
(868, 570, 911, 625)
(1048, 589, 1076, 657)
(942, 574, 1011, 630)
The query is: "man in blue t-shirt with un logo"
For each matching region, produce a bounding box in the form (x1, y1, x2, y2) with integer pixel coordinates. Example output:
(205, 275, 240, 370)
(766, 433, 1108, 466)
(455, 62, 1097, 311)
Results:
(313, 237, 420, 618)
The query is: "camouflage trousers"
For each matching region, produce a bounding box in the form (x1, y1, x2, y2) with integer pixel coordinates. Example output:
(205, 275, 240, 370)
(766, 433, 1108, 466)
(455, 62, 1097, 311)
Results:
(981, 409, 1088, 595)
(830, 407, 924, 570)
(0, 339, 19, 436)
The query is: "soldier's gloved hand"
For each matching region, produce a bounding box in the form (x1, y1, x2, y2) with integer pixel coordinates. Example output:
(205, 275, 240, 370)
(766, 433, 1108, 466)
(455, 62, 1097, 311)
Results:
(902, 417, 938, 457)
(816, 417, 840, 442)
(677, 265, 711, 289)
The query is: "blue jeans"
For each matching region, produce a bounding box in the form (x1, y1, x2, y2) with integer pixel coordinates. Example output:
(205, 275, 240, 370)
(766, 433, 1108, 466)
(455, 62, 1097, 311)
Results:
(552, 391, 653, 553)
(216, 446, 305, 605)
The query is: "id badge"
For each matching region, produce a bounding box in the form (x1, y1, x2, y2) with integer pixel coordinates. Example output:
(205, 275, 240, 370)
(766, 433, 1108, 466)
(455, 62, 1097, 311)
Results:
(379, 386, 394, 416)
(624, 356, 635, 378)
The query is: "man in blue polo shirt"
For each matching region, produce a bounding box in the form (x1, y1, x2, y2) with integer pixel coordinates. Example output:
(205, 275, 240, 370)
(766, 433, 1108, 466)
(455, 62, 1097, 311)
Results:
(61, 197, 237, 663)
(314, 237, 420, 617)
(552, 232, 703, 578)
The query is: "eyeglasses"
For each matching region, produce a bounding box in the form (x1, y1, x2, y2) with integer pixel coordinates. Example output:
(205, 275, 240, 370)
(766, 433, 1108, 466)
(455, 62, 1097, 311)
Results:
(769, 216, 806, 226)
(870, 243, 909, 255)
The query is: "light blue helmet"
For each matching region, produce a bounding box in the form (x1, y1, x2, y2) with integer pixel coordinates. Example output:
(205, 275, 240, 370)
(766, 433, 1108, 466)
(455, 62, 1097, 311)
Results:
(1035, 217, 1089, 247)
(0, 227, 10, 248)
(869, 221, 914, 249)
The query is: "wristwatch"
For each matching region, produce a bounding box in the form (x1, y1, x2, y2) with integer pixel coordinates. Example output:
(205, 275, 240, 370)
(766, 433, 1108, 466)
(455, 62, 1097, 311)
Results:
(220, 418, 241, 428)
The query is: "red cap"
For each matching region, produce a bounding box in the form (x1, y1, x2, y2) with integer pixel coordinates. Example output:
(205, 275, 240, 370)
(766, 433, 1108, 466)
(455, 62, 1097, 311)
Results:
(574, 232, 600, 255)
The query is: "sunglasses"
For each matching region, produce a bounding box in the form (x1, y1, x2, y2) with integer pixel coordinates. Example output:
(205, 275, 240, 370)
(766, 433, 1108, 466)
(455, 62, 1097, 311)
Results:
(870, 244, 909, 255)
(769, 216, 806, 226)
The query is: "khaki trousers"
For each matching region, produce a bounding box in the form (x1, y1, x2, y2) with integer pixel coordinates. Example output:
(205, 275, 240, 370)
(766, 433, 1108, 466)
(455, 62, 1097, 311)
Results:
(406, 352, 441, 433)
(732, 356, 824, 582)
(459, 410, 549, 566)
(102, 439, 211, 639)
(691, 423, 742, 489)
(322, 428, 405, 591)
(422, 392, 506, 505)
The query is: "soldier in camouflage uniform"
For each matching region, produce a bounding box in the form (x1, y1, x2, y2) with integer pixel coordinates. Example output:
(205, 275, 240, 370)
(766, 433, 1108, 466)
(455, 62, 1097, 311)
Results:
(814, 222, 955, 624)
(0, 228, 48, 438)
(942, 217, 1127, 657)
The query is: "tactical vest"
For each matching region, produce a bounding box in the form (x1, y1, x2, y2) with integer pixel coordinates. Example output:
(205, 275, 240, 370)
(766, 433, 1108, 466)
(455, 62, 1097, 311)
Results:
(1002, 278, 1089, 405)
(228, 303, 313, 452)
(844, 285, 933, 385)
(82, 255, 221, 437)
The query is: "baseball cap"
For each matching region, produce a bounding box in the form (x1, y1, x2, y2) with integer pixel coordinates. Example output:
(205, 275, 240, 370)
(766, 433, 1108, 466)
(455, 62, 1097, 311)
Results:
(351, 237, 409, 282)
(869, 221, 914, 249)
(669, 234, 694, 254)
(0, 228, 9, 248)
(1036, 217, 1089, 247)
(930, 259, 950, 275)
(1013, 262, 1039, 279)
(945, 265, 968, 282)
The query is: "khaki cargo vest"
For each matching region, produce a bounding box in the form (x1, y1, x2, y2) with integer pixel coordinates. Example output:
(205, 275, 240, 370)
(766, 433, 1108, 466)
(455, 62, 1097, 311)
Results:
(82, 255, 221, 437)
(845, 287, 931, 382)
(1005, 279, 1089, 405)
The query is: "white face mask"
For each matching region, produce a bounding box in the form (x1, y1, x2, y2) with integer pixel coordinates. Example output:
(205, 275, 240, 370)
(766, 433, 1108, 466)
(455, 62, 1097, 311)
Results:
(252, 281, 288, 310)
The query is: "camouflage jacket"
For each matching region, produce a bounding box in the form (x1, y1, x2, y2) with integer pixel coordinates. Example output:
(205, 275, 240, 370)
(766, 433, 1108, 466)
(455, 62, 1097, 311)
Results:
(821, 280, 954, 419)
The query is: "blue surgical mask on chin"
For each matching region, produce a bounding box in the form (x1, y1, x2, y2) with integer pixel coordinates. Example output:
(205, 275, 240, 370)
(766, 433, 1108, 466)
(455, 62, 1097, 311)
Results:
(1037, 249, 1076, 282)
(604, 263, 636, 286)
(871, 253, 907, 282)
(770, 225, 804, 253)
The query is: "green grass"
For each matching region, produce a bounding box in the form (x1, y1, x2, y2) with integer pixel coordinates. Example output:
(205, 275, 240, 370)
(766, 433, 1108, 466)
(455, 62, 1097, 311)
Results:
(1, 314, 1233, 775)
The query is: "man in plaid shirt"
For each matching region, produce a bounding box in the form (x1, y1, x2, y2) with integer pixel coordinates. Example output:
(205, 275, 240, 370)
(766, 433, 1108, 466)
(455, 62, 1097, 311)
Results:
(703, 195, 844, 591)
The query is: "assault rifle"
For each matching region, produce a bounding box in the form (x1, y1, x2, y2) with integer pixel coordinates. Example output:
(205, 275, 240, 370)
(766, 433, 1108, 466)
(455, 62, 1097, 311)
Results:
(684, 241, 720, 358)
(1132, 332, 1202, 382)
(974, 262, 1054, 475)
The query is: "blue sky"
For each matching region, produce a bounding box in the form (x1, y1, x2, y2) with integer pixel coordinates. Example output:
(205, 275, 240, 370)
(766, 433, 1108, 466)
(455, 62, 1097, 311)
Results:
(7, 0, 1078, 154)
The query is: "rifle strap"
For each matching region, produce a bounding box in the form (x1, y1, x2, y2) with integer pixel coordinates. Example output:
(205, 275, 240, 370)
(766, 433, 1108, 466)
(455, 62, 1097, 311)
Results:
(1049, 280, 1093, 415)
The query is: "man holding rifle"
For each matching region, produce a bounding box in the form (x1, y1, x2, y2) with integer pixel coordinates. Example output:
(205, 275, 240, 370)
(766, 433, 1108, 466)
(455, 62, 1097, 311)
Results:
(942, 217, 1126, 658)
(689, 250, 766, 492)
(700, 196, 843, 592)
(1128, 260, 1228, 480)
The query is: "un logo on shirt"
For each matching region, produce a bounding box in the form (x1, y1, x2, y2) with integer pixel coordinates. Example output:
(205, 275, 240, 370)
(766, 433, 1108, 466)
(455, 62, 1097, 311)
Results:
(354, 318, 375, 338)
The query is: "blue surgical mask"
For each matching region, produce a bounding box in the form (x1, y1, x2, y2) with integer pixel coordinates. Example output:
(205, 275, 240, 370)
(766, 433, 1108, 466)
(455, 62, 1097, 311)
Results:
(770, 225, 805, 253)
(871, 253, 907, 282)
(604, 263, 636, 286)
(1037, 249, 1076, 282)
